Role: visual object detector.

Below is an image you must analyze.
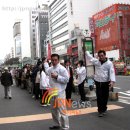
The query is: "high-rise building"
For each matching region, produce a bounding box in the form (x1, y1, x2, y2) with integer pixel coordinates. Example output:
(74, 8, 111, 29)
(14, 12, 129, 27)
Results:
(13, 21, 22, 59)
(30, 4, 49, 59)
(30, 10, 38, 59)
(49, 0, 99, 60)
(35, 10, 49, 58)
(11, 47, 14, 58)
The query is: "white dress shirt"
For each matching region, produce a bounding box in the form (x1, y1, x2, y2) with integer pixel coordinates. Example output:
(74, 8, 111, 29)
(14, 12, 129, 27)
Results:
(85, 51, 116, 82)
(40, 71, 50, 90)
(76, 66, 87, 85)
(44, 62, 69, 96)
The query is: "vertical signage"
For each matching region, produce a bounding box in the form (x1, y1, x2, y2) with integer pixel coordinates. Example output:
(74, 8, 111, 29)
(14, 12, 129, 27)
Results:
(82, 38, 94, 77)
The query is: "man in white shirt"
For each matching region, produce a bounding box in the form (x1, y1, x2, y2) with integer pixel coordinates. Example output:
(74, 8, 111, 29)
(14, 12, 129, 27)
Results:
(86, 50, 116, 117)
(44, 54, 69, 130)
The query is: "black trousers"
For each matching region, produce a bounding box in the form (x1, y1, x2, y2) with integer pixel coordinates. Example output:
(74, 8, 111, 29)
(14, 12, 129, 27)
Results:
(78, 80, 86, 101)
(35, 83, 40, 99)
(40, 89, 48, 104)
(95, 81, 110, 113)
(66, 78, 73, 100)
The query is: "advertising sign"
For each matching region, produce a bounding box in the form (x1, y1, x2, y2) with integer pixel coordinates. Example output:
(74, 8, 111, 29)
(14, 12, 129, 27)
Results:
(82, 38, 94, 77)
(84, 41, 93, 55)
(93, 4, 118, 52)
(93, 4, 130, 53)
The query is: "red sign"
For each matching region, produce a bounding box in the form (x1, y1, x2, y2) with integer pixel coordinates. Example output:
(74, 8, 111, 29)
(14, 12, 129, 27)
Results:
(67, 45, 72, 56)
(47, 43, 51, 60)
(92, 4, 130, 52)
(93, 4, 130, 20)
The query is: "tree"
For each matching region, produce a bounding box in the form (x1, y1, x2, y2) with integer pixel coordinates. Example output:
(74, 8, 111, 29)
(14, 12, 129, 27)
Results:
(4, 57, 19, 65)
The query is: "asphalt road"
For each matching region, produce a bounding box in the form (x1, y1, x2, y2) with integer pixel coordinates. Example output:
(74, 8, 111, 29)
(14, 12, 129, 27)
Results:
(0, 76, 130, 130)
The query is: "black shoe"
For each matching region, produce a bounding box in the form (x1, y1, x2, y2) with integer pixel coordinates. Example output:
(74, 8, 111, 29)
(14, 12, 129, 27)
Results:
(9, 97, 12, 99)
(98, 113, 104, 117)
(49, 126, 61, 129)
(103, 111, 107, 115)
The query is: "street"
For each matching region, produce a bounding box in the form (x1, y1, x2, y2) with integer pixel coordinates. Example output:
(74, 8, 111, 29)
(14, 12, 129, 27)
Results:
(0, 76, 130, 130)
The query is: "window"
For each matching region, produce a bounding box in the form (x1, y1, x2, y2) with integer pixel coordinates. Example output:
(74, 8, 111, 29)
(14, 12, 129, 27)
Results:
(32, 16, 36, 19)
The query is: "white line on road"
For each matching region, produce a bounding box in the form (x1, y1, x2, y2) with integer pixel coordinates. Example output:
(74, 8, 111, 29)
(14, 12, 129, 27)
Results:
(119, 96, 130, 99)
(114, 87, 121, 89)
(125, 90, 130, 94)
(118, 99, 130, 105)
(118, 92, 130, 96)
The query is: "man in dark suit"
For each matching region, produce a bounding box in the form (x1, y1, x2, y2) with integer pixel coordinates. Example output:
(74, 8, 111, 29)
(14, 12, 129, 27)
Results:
(65, 60, 74, 101)
(1, 67, 13, 99)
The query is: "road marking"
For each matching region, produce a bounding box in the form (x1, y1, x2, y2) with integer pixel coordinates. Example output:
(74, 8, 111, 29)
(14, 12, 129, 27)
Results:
(119, 96, 130, 99)
(0, 105, 123, 125)
(114, 87, 121, 89)
(126, 90, 130, 94)
(118, 99, 130, 105)
(119, 92, 130, 96)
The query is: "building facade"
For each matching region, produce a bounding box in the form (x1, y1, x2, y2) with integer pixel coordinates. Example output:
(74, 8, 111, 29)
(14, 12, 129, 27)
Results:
(48, 0, 130, 61)
(49, 0, 99, 60)
(30, 4, 49, 59)
(30, 10, 38, 59)
(11, 47, 14, 58)
(35, 11, 49, 58)
(99, 0, 130, 11)
(13, 22, 22, 59)
(92, 4, 130, 61)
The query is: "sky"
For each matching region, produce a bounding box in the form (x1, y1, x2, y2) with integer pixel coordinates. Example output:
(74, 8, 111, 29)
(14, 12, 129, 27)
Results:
(0, 0, 51, 61)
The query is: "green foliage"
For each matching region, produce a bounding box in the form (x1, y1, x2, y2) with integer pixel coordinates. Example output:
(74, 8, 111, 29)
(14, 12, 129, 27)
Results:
(4, 57, 19, 65)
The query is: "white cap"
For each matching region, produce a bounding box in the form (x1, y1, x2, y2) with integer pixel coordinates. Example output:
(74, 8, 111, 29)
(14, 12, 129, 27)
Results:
(4, 67, 8, 70)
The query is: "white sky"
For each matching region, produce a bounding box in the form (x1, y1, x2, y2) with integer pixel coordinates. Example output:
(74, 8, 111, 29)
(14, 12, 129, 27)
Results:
(0, 0, 51, 60)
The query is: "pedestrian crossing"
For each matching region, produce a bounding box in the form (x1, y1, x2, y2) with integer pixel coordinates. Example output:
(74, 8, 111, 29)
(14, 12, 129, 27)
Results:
(118, 90, 130, 105)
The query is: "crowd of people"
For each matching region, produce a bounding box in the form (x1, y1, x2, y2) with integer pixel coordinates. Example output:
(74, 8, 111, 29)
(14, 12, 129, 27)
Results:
(0, 49, 116, 130)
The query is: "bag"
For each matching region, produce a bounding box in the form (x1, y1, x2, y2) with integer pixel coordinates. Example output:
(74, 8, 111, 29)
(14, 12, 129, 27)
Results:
(109, 87, 118, 101)
(40, 71, 50, 89)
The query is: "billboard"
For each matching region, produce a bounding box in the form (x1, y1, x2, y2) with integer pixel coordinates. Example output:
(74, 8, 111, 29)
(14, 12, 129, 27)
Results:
(84, 41, 93, 54)
(92, 4, 130, 52)
(83, 38, 94, 77)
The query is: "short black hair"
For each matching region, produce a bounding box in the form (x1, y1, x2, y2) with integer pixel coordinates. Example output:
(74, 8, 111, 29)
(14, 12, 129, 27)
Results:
(64, 59, 70, 64)
(42, 57, 46, 62)
(37, 61, 42, 66)
(78, 60, 84, 66)
(98, 50, 106, 55)
(51, 54, 60, 60)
